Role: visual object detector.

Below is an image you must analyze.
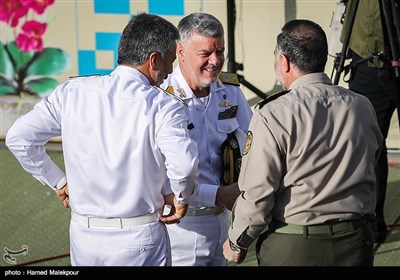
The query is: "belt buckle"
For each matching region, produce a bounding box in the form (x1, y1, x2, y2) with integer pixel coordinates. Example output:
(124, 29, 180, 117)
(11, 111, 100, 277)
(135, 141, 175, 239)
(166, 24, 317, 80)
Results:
(89, 217, 122, 229)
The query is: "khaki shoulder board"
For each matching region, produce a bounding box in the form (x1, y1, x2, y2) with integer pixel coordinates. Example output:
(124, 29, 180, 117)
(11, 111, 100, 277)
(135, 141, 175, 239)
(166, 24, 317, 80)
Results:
(218, 72, 240, 86)
(256, 89, 290, 109)
(154, 86, 188, 107)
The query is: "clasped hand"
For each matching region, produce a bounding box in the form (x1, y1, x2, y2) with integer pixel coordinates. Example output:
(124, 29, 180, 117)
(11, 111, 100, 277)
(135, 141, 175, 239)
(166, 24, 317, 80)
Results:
(160, 193, 188, 225)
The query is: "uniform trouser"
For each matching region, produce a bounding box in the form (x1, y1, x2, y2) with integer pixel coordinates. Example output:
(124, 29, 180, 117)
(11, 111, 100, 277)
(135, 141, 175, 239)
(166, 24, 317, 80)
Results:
(349, 53, 397, 222)
(256, 221, 374, 266)
(69, 220, 171, 266)
(166, 210, 229, 266)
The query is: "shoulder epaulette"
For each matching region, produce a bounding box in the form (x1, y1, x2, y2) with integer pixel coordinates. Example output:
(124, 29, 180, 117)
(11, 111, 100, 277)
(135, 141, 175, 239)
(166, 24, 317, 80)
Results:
(218, 72, 240, 86)
(154, 86, 188, 107)
(256, 89, 290, 109)
(69, 74, 103, 79)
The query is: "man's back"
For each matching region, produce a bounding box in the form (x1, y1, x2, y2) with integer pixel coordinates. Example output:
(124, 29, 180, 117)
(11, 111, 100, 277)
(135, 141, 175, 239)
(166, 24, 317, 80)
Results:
(224, 17, 382, 267)
(49, 66, 191, 217)
(256, 73, 381, 224)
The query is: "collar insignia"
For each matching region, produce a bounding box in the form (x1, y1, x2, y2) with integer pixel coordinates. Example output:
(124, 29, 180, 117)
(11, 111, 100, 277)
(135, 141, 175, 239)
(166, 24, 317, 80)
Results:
(176, 87, 186, 98)
(166, 86, 174, 94)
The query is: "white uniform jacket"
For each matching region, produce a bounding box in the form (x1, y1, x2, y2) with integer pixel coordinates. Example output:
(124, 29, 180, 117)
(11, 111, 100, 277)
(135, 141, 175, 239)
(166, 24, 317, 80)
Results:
(6, 65, 199, 218)
(161, 66, 253, 208)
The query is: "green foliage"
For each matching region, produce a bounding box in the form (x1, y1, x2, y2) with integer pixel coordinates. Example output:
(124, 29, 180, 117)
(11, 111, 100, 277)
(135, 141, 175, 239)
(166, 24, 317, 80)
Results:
(0, 42, 71, 97)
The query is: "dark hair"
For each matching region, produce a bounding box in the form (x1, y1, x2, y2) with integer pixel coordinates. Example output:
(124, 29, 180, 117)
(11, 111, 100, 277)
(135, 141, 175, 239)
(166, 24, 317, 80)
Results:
(178, 12, 224, 42)
(117, 13, 179, 66)
(276, 19, 328, 73)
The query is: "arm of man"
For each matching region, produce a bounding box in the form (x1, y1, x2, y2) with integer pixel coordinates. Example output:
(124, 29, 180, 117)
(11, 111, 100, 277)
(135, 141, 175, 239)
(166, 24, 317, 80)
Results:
(225, 109, 283, 263)
(5, 92, 66, 192)
(155, 99, 199, 218)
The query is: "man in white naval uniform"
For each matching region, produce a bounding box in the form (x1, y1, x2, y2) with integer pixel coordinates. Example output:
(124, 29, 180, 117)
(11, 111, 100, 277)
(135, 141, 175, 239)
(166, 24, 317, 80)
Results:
(6, 13, 198, 266)
(161, 12, 253, 266)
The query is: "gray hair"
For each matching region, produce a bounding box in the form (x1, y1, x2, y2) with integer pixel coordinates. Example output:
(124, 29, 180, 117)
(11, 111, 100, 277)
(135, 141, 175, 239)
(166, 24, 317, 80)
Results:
(178, 12, 224, 43)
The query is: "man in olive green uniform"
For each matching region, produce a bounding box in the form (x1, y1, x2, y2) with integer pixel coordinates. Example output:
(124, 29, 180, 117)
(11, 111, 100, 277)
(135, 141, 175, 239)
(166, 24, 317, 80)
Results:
(340, 0, 399, 243)
(223, 19, 383, 266)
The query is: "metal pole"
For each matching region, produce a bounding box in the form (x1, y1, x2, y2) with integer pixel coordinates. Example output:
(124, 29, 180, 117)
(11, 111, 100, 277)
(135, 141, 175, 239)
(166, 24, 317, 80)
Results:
(333, 0, 360, 85)
(227, 0, 237, 73)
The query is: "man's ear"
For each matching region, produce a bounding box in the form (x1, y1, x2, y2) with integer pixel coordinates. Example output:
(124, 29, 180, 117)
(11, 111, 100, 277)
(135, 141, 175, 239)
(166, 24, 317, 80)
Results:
(280, 53, 290, 73)
(177, 43, 184, 59)
(149, 51, 159, 70)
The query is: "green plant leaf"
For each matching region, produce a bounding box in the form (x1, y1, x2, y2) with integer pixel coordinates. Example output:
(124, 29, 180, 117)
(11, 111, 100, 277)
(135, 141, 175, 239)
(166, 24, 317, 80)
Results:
(0, 43, 16, 79)
(27, 48, 71, 76)
(25, 77, 59, 97)
(0, 80, 16, 96)
(5, 42, 33, 73)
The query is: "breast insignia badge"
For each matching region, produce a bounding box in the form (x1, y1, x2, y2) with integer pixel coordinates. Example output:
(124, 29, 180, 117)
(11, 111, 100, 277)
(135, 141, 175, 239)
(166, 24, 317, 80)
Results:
(243, 131, 253, 156)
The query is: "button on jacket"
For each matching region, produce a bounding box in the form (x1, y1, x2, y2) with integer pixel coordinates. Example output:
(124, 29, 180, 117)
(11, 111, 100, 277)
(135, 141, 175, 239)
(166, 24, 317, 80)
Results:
(229, 73, 383, 248)
(161, 66, 253, 208)
(6, 65, 198, 218)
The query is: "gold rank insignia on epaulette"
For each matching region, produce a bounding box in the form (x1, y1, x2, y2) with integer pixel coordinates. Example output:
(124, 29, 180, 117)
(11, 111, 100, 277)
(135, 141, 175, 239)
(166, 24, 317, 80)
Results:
(154, 86, 188, 107)
(218, 72, 240, 86)
(256, 89, 291, 109)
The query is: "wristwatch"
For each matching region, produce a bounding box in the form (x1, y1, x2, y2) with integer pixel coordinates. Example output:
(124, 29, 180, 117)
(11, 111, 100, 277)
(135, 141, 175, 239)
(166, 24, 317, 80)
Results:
(229, 240, 246, 253)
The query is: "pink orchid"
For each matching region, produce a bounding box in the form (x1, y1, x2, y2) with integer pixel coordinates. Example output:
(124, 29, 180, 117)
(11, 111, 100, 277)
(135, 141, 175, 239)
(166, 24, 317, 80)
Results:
(20, 0, 55, 15)
(16, 20, 47, 52)
(0, 0, 29, 27)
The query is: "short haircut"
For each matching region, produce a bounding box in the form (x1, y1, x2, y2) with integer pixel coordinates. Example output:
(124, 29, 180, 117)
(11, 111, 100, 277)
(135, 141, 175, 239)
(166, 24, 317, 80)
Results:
(117, 13, 179, 66)
(276, 19, 328, 73)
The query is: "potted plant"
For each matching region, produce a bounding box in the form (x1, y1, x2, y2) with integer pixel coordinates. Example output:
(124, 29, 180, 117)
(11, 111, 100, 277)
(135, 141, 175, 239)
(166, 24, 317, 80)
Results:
(0, 0, 71, 138)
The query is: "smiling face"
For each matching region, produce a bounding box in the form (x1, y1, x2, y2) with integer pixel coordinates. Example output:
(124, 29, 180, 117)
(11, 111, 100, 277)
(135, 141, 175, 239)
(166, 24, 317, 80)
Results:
(178, 32, 225, 96)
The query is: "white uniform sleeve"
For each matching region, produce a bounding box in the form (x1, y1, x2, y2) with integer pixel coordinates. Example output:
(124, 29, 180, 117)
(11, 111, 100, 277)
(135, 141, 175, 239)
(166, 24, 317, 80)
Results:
(5, 92, 66, 190)
(156, 101, 199, 204)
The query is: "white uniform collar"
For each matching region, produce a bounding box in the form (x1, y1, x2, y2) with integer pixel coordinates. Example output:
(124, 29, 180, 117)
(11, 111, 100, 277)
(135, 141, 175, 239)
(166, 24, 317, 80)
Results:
(173, 65, 226, 100)
(112, 65, 152, 86)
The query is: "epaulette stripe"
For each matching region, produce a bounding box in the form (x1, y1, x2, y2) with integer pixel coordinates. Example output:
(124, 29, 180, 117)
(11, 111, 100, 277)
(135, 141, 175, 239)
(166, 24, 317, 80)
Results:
(218, 72, 240, 86)
(69, 74, 103, 79)
(256, 89, 290, 109)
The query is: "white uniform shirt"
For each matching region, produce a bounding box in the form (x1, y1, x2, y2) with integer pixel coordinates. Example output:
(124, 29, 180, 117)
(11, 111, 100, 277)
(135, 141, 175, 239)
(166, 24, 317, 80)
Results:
(161, 66, 253, 208)
(6, 65, 198, 218)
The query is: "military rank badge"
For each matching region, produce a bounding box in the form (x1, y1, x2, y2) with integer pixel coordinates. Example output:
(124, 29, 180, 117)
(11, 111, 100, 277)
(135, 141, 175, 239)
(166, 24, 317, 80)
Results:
(243, 131, 253, 155)
(218, 105, 238, 120)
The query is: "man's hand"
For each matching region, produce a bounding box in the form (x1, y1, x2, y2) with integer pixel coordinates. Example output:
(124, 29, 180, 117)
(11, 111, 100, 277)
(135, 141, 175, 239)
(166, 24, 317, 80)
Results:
(56, 184, 70, 208)
(216, 182, 240, 211)
(160, 193, 188, 224)
(222, 239, 247, 264)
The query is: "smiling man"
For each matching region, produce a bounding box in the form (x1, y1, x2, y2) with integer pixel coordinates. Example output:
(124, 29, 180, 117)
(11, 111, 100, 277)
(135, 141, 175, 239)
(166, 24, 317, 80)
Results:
(161, 12, 253, 266)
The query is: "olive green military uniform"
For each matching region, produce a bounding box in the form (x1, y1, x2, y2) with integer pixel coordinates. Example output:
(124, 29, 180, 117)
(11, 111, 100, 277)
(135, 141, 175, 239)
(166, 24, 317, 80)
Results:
(228, 73, 383, 266)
